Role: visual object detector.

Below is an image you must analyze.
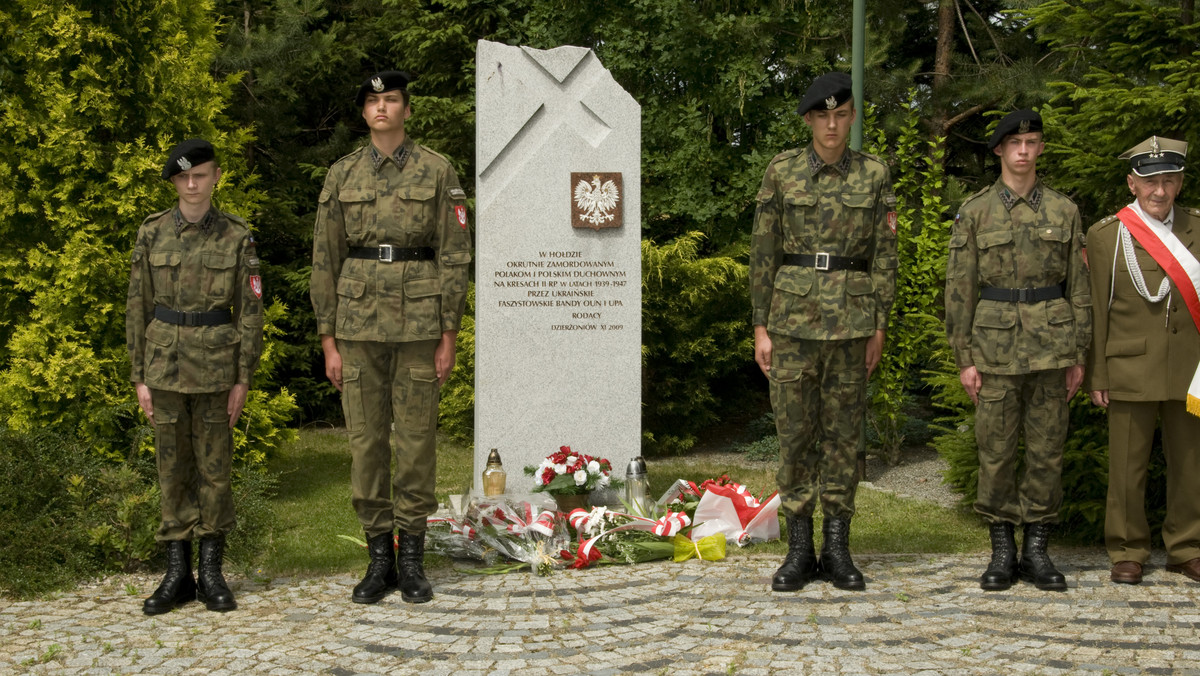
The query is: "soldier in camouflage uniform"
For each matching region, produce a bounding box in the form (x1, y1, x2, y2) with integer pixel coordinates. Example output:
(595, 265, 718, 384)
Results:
(945, 110, 1091, 592)
(751, 72, 898, 592)
(310, 71, 472, 605)
(127, 138, 264, 614)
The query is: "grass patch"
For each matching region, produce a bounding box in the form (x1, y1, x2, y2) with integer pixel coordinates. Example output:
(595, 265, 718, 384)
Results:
(258, 429, 985, 577)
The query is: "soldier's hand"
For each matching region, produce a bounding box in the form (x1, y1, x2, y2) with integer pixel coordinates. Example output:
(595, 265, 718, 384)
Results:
(959, 366, 981, 405)
(866, 329, 886, 377)
(435, 330, 458, 385)
(754, 326, 772, 376)
(227, 384, 249, 427)
(1090, 390, 1109, 408)
(1065, 364, 1085, 401)
(321, 335, 343, 392)
(135, 382, 154, 424)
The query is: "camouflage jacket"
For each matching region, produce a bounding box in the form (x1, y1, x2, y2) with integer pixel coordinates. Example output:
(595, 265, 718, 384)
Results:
(310, 137, 472, 342)
(126, 206, 264, 392)
(750, 145, 898, 340)
(945, 179, 1091, 375)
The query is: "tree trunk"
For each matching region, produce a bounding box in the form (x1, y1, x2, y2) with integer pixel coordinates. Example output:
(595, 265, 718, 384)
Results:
(1183, 0, 1194, 26)
(929, 0, 956, 140)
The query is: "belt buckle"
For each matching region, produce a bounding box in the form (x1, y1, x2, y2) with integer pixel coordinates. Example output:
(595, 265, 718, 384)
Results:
(1017, 288, 1032, 303)
(814, 252, 830, 271)
(378, 244, 394, 263)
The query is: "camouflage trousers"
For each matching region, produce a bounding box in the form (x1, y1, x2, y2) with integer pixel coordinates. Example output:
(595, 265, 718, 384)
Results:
(150, 388, 235, 542)
(974, 370, 1067, 525)
(338, 339, 440, 537)
(769, 334, 867, 520)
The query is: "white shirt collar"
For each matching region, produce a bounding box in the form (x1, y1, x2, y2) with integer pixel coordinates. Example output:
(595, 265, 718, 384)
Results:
(1129, 200, 1175, 232)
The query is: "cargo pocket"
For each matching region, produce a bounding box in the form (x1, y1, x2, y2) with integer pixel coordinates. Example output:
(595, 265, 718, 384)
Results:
(972, 306, 1017, 367)
(403, 277, 441, 340)
(340, 365, 365, 434)
(203, 325, 241, 386)
(768, 266, 814, 335)
(844, 273, 876, 334)
(1043, 298, 1075, 361)
(143, 321, 176, 386)
(336, 276, 367, 336)
(402, 365, 440, 431)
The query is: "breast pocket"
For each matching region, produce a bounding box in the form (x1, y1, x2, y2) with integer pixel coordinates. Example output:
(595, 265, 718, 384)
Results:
(1035, 225, 1071, 280)
(396, 183, 438, 233)
(840, 192, 876, 242)
(783, 190, 818, 240)
(977, 229, 1014, 279)
(338, 187, 376, 236)
(202, 251, 237, 303)
(149, 250, 180, 297)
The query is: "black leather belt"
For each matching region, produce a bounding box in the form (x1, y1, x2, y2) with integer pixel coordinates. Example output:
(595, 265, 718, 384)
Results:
(154, 306, 232, 326)
(348, 245, 435, 263)
(980, 283, 1064, 303)
(781, 253, 869, 272)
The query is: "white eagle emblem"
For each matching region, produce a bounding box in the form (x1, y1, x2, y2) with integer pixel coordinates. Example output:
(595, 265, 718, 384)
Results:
(574, 175, 620, 227)
(371, 77, 385, 92)
(177, 156, 192, 171)
(825, 95, 837, 110)
(1150, 136, 1162, 158)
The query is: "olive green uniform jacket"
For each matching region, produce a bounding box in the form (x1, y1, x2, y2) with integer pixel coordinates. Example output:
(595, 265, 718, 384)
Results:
(750, 145, 898, 337)
(310, 138, 472, 342)
(126, 207, 264, 391)
(945, 180, 1091, 375)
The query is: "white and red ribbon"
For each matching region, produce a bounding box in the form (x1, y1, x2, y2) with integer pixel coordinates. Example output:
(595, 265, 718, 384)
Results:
(1116, 206, 1200, 416)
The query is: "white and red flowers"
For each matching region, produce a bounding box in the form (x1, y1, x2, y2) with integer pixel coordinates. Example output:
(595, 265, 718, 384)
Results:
(524, 445, 618, 496)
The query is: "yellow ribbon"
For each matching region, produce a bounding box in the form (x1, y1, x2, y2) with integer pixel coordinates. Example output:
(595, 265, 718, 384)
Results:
(672, 533, 726, 562)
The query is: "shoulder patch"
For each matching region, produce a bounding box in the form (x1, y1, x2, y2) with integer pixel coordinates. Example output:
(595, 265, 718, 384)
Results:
(448, 187, 466, 200)
(1187, 207, 1200, 217)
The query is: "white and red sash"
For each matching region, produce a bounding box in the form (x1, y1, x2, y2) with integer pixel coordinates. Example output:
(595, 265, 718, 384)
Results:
(1116, 206, 1200, 416)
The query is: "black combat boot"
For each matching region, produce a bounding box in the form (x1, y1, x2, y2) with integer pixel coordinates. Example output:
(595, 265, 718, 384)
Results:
(772, 515, 819, 592)
(352, 531, 398, 604)
(142, 540, 197, 615)
(1018, 522, 1067, 591)
(397, 531, 433, 604)
(819, 517, 865, 590)
(980, 522, 1018, 591)
(196, 535, 237, 611)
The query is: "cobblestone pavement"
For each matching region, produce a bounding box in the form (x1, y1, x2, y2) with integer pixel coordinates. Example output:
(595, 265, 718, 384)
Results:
(4, 550, 1200, 675)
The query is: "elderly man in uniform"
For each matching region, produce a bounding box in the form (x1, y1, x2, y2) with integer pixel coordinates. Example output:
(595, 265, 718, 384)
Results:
(310, 71, 472, 604)
(1085, 136, 1200, 585)
(128, 138, 264, 614)
(945, 110, 1091, 591)
(751, 72, 898, 592)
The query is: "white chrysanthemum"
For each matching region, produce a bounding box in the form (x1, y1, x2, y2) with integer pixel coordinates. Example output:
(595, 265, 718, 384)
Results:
(573, 469, 588, 486)
(587, 460, 600, 474)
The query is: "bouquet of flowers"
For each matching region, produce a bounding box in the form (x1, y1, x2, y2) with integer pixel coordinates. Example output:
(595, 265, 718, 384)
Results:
(426, 495, 570, 575)
(524, 445, 622, 496)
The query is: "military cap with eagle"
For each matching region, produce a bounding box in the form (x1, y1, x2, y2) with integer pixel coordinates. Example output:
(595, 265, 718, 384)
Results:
(1120, 135, 1188, 177)
(987, 109, 1043, 151)
(796, 72, 853, 115)
(162, 138, 216, 180)
(355, 70, 410, 107)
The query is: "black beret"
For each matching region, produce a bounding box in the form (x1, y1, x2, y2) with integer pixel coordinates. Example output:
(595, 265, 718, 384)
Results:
(162, 138, 216, 180)
(796, 72, 853, 115)
(987, 110, 1043, 151)
(1119, 135, 1188, 177)
(355, 70, 410, 107)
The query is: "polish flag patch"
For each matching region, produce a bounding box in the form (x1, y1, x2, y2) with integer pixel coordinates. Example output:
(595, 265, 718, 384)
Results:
(250, 275, 262, 299)
(886, 211, 898, 234)
(455, 205, 468, 229)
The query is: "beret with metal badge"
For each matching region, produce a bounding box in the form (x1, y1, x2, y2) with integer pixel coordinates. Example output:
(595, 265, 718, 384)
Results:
(987, 109, 1043, 151)
(162, 138, 216, 180)
(796, 72, 853, 115)
(355, 70, 410, 107)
